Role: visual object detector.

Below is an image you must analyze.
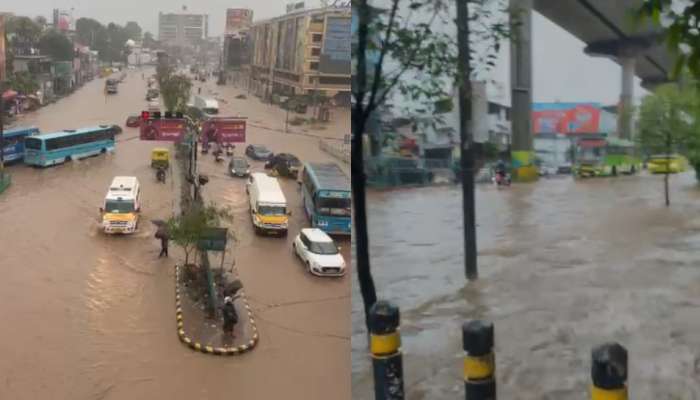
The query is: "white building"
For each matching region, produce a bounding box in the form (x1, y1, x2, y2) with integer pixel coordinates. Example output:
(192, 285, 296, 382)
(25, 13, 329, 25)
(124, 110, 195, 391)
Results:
(158, 11, 209, 47)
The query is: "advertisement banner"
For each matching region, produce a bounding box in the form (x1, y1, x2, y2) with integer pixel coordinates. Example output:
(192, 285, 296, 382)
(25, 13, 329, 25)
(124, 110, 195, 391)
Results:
(140, 119, 188, 142)
(532, 103, 601, 134)
(225, 9, 253, 35)
(0, 15, 5, 82)
(319, 17, 351, 74)
(201, 117, 247, 144)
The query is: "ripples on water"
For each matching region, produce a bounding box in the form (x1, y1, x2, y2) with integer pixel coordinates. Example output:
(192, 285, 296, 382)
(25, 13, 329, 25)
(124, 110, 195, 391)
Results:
(352, 173, 700, 399)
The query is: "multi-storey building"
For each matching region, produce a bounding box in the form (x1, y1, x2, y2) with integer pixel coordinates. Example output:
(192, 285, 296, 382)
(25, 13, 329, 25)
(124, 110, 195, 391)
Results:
(158, 11, 209, 47)
(246, 6, 350, 104)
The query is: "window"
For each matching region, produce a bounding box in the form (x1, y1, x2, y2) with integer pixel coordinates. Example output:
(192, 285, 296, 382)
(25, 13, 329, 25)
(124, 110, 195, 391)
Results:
(310, 62, 319, 71)
(319, 76, 350, 85)
(25, 138, 42, 150)
(316, 197, 351, 217)
(309, 241, 339, 255)
(104, 200, 135, 213)
(311, 47, 321, 56)
(312, 33, 323, 43)
(301, 233, 311, 248)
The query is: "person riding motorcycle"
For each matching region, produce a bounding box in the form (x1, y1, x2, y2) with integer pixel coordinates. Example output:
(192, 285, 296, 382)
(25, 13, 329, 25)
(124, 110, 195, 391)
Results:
(494, 159, 509, 185)
(156, 166, 166, 183)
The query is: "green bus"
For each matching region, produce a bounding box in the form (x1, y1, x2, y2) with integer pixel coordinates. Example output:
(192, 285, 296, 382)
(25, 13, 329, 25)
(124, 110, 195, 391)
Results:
(574, 137, 641, 178)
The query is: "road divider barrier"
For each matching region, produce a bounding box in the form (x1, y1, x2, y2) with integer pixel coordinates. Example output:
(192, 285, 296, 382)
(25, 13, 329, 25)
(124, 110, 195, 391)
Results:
(366, 302, 630, 399)
(463, 320, 496, 400)
(370, 300, 405, 400)
(175, 265, 259, 356)
(591, 342, 627, 400)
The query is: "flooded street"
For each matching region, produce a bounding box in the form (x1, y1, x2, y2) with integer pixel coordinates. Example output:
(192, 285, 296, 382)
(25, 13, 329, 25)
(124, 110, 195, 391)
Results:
(352, 174, 700, 399)
(0, 69, 350, 399)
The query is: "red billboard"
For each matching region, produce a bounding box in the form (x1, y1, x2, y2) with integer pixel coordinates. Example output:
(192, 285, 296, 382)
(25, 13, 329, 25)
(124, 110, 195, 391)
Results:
(201, 117, 247, 145)
(225, 9, 253, 35)
(140, 118, 188, 142)
(532, 103, 601, 135)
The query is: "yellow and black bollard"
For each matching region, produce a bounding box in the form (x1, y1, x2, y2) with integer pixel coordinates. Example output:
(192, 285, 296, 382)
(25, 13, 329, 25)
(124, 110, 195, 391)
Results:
(463, 320, 496, 400)
(591, 342, 627, 400)
(370, 300, 404, 400)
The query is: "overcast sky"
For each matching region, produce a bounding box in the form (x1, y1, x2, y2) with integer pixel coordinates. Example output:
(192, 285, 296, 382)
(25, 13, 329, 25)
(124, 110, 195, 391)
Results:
(5, 1, 647, 105)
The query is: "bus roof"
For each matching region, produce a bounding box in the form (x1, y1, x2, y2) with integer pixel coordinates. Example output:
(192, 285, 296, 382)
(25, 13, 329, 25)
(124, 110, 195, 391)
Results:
(2, 126, 39, 137)
(305, 162, 349, 192)
(30, 126, 113, 140)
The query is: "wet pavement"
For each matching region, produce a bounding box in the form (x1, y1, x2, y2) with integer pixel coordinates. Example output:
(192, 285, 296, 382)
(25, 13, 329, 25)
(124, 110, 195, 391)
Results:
(352, 173, 700, 399)
(0, 68, 351, 399)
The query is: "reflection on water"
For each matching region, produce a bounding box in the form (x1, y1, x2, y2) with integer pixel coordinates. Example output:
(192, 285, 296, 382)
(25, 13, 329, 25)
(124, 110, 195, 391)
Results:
(353, 173, 700, 399)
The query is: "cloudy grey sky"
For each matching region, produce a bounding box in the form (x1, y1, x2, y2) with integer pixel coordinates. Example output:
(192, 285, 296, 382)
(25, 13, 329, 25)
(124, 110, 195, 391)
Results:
(3, 0, 326, 36)
(4, 1, 646, 105)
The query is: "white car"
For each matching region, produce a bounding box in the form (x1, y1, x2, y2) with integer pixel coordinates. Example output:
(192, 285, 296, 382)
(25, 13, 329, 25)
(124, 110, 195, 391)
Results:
(293, 228, 346, 277)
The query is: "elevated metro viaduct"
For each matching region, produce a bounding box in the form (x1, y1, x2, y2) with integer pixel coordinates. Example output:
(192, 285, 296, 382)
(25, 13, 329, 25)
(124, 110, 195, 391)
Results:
(509, 0, 674, 181)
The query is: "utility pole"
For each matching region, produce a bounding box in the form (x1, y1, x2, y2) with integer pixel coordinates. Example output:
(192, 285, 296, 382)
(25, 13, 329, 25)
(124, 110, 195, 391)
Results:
(456, 0, 478, 280)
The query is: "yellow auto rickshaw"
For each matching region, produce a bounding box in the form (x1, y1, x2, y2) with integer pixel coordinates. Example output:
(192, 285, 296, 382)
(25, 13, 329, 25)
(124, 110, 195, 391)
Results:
(151, 148, 170, 169)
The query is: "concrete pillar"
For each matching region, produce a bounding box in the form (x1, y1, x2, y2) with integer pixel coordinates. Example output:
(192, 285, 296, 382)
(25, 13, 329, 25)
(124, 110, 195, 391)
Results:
(619, 57, 635, 140)
(509, 0, 537, 181)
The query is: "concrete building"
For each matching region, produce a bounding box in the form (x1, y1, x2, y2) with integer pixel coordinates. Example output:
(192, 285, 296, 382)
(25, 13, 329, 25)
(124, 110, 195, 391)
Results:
(246, 6, 351, 104)
(532, 102, 618, 171)
(223, 9, 253, 72)
(158, 11, 209, 47)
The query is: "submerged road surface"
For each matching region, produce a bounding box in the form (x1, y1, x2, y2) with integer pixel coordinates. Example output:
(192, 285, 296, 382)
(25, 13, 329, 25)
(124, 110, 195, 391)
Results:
(352, 174, 700, 399)
(0, 68, 350, 399)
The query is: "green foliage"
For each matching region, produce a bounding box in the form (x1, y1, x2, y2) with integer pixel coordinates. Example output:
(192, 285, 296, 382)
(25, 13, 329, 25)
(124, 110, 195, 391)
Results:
(38, 30, 73, 61)
(124, 21, 142, 41)
(636, 83, 700, 156)
(75, 18, 135, 62)
(160, 74, 192, 112)
(142, 31, 157, 48)
(637, 1, 700, 79)
(6, 71, 39, 95)
(166, 203, 233, 266)
(6, 16, 42, 48)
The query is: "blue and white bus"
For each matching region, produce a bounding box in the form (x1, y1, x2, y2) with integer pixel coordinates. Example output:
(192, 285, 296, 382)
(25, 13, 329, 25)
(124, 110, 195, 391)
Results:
(24, 125, 116, 167)
(2, 126, 39, 163)
(300, 162, 351, 235)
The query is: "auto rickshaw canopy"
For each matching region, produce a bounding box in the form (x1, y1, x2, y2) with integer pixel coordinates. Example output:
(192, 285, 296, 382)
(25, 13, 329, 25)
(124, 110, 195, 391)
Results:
(151, 148, 170, 168)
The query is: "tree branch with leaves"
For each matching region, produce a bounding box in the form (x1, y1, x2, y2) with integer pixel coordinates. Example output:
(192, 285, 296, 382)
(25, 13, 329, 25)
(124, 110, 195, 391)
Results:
(352, 0, 510, 332)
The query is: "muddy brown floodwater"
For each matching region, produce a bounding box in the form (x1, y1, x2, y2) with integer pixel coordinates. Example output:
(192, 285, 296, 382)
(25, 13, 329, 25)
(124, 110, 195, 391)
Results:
(352, 174, 700, 399)
(0, 69, 351, 399)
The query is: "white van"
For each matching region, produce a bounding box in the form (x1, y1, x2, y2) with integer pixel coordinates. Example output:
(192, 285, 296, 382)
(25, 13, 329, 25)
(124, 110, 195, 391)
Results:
(246, 173, 290, 235)
(100, 176, 141, 234)
(192, 95, 219, 116)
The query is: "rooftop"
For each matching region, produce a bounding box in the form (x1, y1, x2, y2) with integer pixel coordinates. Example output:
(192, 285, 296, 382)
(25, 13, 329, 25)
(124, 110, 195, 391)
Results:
(302, 228, 333, 243)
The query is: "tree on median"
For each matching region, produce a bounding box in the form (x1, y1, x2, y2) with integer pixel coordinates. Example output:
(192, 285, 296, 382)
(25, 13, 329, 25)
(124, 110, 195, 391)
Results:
(160, 74, 192, 112)
(166, 203, 233, 267)
(636, 83, 700, 206)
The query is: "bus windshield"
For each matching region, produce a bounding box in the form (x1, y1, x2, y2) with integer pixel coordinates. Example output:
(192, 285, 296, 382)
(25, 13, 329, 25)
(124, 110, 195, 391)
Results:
(317, 197, 351, 217)
(259, 205, 286, 215)
(105, 200, 135, 213)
